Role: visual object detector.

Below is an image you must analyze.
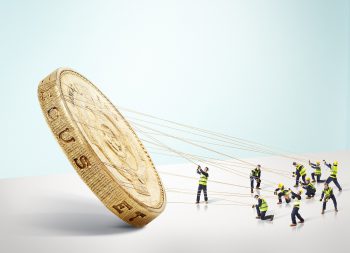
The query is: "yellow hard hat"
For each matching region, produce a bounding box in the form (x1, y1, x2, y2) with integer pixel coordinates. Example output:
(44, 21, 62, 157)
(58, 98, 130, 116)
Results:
(316, 161, 320, 165)
(306, 177, 311, 181)
(278, 183, 284, 188)
(333, 161, 338, 166)
(298, 189, 303, 194)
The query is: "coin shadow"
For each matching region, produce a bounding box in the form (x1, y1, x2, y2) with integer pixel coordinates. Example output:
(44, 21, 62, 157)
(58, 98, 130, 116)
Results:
(22, 196, 141, 237)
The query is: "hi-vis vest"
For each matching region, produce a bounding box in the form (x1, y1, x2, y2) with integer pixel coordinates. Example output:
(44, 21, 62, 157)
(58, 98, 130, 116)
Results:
(308, 183, 316, 190)
(251, 168, 260, 177)
(297, 164, 306, 176)
(330, 165, 338, 178)
(199, 174, 208, 186)
(259, 198, 268, 212)
(315, 165, 321, 175)
(294, 199, 301, 208)
(324, 187, 333, 198)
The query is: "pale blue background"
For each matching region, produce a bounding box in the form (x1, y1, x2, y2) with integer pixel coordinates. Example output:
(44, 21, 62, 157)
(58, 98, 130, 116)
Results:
(0, 0, 349, 178)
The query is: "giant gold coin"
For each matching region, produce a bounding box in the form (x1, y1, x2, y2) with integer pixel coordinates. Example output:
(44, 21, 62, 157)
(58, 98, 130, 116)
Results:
(38, 68, 166, 227)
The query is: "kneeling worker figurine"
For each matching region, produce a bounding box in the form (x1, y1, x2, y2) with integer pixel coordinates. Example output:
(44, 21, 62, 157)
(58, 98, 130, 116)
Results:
(274, 183, 291, 204)
(252, 195, 274, 221)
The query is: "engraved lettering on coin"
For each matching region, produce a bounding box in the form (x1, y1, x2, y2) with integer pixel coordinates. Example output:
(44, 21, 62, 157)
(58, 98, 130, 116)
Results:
(40, 90, 52, 101)
(129, 211, 146, 222)
(113, 200, 133, 214)
(47, 107, 59, 121)
(74, 155, 91, 169)
(58, 128, 75, 143)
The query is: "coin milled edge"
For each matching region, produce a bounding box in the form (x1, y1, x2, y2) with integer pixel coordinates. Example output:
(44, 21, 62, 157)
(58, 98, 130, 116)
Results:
(37, 68, 166, 227)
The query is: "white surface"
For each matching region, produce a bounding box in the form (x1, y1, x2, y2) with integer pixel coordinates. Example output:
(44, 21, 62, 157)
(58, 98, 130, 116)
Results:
(1, 150, 350, 253)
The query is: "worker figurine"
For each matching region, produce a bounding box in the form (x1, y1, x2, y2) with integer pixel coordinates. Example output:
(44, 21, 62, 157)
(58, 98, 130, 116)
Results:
(324, 160, 342, 191)
(309, 160, 325, 183)
(196, 165, 209, 204)
(289, 189, 305, 227)
(252, 195, 274, 221)
(320, 183, 338, 214)
(250, 164, 262, 193)
(292, 162, 307, 187)
(302, 177, 316, 199)
(274, 183, 291, 204)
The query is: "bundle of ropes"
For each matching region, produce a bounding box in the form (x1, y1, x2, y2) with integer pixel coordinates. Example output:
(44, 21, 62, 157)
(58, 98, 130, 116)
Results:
(112, 106, 319, 207)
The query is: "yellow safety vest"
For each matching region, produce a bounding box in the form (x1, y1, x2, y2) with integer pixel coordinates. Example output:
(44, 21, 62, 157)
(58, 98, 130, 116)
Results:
(297, 164, 306, 176)
(199, 175, 208, 186)
(330, 165, 338, 178)
(324, 187, 333, 198)
(315, 166, 321, 175)
(294, 199, 301, 208)
(259, 198, 268, 212)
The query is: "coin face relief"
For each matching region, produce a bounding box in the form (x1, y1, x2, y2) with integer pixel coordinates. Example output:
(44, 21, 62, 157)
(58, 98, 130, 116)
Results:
(38, 68, 166, 227)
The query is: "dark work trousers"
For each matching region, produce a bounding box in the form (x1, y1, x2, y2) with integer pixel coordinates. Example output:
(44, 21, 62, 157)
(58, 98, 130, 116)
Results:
(311, 173, 325, 183)
(325, 177, 342, 191)
(291, 207, 304, 224)
(295, 172, 306, 186)
(196, 184, 208, 202)
(323, 195, 337, 210)
(305, 188, 316, 197)
(278, 192, 291, 203)
(250, 177, 261, 189)
(255, 206, 273, 220)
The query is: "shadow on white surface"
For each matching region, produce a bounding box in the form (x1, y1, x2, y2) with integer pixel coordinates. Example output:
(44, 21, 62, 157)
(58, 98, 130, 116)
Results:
(17, 195, 140, 237)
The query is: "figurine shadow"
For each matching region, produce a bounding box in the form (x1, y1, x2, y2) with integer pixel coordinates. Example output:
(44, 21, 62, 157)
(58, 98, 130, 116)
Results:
(21, 195, 140, 237)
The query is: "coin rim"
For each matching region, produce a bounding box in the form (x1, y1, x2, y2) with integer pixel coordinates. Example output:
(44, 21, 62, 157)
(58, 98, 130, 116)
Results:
(38, 68, 166, 225)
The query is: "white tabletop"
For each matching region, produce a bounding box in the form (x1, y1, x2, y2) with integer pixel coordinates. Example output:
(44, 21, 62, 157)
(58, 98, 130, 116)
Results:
(1, 150, 349, 253)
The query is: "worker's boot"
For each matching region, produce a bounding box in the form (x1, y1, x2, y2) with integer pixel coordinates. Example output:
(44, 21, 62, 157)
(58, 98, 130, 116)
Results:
(311, 180, 316, 183)
(277, 200, 282, 204)
(293, 184, 298, 187)
(270, 215, 274, 221)
(290, 223, 297, 227)
(298, 220, 304, 224)
(256, 186, 261, 190)
(335, 208, 338, 212)
(306, 196, 311, 199)
(195, 201, 199, 204)
(321, 209, 325, 214)
(256, 216, 261, 219)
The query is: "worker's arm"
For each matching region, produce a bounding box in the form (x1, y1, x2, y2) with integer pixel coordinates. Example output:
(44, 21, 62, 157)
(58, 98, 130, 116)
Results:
(201, 171, 209, 177)
(323, 160, 331, 169)
(320, 191, 325, 201)
(290, 191, 301, 200)
(257, 199, 262, 207)
(310, 163, 317, 169)
(257, 170, 261, 178)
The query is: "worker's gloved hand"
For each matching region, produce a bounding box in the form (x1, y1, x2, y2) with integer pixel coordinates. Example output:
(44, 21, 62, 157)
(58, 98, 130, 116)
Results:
(319, 199, 322, 202)
(274, 191, 277, 195)
(252, 205, 255, 208)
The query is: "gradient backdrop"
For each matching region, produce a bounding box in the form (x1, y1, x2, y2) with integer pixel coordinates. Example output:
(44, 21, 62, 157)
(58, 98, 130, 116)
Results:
(0, 0, 349, 178)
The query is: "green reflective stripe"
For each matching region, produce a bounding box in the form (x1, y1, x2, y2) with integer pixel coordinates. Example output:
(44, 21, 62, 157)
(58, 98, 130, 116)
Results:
(330, 165, 338, 178)
(259, 198, 268, 212)
(199, 175, 208, 185)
